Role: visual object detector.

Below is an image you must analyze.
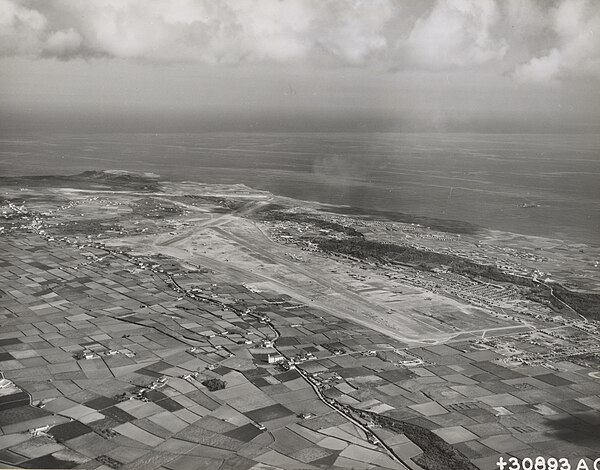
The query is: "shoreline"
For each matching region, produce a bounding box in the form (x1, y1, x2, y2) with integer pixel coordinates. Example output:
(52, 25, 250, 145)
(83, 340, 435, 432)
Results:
(2, 170, 599, 248)
(1, 130, 598, 246)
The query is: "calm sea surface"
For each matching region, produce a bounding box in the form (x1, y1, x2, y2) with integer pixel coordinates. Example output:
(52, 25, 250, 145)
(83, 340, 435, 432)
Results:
(1, 132, 599, 245)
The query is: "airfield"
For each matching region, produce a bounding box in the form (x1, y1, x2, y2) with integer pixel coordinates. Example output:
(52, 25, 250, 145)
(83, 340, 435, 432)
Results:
(1, 172, 599, 470)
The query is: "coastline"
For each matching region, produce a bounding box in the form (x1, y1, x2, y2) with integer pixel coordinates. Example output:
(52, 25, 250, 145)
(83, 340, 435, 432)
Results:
(1, 131, 599, 246)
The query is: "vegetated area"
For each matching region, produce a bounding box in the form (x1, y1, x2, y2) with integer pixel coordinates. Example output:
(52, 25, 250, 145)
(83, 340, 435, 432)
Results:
(0, 170, 160, 192)
(202, 378, 226, 391)
(316, 237, 600, 320)
(48, 217, 125, 237)
(547, 285, 600, 321)
(319, 204, 481, 235)
(178, 195, 249, 213)
(256, 208, 364, 238)
(358, 410, 477, 470)
(170, 195, 239, 210)
(130, 197, 184, 218)
(316, 237, 531, 284)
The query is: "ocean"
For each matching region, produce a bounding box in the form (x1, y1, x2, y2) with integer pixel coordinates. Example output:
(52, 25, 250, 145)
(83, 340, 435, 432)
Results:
(1, 132, 598, 245)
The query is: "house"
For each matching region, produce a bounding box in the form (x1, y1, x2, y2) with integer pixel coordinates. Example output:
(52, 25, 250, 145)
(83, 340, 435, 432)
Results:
(267, 353, 284, 364)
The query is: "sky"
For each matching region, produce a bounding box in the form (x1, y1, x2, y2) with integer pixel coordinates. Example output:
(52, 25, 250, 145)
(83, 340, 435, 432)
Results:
(1, 0, 600, 133)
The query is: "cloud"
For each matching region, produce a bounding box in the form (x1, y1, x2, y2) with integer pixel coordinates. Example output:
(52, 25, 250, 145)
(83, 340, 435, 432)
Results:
(512, 0, 600, 83)
(0, 0, 398, 65)
(407, 0, 507, 69)
(43, 28, 82, 58)
(1, 0, 599, 82)
(0, 0, 47, 55)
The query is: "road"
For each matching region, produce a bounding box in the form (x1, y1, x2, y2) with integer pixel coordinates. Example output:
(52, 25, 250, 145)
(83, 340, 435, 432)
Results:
(241, 306, 408, 469)
(537, 279, 587, 323)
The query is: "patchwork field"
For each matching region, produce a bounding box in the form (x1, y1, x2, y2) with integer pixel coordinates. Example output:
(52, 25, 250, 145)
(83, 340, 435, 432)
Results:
(1, 172, 599, 470)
